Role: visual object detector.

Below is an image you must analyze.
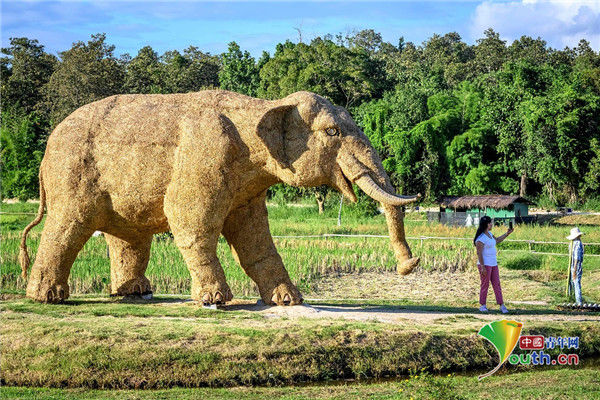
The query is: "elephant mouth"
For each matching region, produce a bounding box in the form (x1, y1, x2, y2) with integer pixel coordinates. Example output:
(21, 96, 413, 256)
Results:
(333, 166, 358, 202)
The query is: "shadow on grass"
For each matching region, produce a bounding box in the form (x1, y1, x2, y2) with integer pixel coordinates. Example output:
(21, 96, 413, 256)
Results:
(223, 300, 600, 318)
(7, 294, 600, 319)
(300, 301, 600, 317)
(64, 295, 193, 306)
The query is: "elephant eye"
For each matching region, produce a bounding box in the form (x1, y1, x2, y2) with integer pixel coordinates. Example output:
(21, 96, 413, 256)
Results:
(325, 127, 339, 137)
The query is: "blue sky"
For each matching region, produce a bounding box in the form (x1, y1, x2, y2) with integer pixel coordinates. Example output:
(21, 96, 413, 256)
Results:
(2, 1, 599, 58)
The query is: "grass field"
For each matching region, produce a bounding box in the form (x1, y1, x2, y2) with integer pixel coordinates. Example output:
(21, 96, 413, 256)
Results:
(1, 294, 599, 395)
(2, 201, 599, 301)
(3, 367, 599, 399)
(1, 200, 599, 398)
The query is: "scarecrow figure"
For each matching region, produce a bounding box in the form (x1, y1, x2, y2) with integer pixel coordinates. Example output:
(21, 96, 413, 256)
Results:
(566, 227, 584, 305)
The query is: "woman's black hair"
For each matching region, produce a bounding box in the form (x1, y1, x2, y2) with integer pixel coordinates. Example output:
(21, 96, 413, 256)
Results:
(474, 216, 492, 246)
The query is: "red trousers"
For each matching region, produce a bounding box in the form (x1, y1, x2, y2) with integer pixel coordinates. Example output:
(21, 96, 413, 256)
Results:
(478, 265, 504, 305)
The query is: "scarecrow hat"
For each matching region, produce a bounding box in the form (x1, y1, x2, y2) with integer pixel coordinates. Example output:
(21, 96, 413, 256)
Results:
(566, 227, 583, 240)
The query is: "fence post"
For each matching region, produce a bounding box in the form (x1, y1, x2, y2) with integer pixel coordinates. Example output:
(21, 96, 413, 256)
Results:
(337, 194, 343, 226)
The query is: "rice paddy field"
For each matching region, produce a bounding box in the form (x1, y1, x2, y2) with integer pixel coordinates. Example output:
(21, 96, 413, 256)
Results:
(2, 200, 600, 399)
(2, 201, 599, 300)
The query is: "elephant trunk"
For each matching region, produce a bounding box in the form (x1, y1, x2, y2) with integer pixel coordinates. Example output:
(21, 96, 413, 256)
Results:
(382, 203, 420, 275)
(337, 138, 420, 275)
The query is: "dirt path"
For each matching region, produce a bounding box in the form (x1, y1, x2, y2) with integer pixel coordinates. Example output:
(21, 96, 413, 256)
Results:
(222, 301, 600, 325)
(307, 270, 557, 304)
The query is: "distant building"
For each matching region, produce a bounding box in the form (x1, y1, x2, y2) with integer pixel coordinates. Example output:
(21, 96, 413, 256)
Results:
(429, 195, 535, 226)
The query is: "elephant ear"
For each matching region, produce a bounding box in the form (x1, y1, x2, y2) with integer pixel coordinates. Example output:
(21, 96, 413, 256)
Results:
(256, 104, 295, 169)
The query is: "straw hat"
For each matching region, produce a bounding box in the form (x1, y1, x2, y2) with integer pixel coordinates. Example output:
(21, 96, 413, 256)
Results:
(566, 227, 583, 240)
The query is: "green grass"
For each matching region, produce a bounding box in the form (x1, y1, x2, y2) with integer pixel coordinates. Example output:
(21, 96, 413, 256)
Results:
(504, 254, 543, 270)
(2, 201, 600, 393)
(2, 367, 600, 399)
(2, 201, 599, 300)
(1, 296, 599, 389)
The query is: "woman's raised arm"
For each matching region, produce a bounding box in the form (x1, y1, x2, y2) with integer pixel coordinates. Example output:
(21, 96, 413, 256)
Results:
(495, 228, 514, 244)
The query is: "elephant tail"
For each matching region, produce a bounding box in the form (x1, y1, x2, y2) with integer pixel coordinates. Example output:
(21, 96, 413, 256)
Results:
(19, 171, 46, 279)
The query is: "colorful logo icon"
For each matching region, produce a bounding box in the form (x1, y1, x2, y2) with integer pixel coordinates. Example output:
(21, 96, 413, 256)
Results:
(519, 335, 544, 350)
(477, 319, 523, 380)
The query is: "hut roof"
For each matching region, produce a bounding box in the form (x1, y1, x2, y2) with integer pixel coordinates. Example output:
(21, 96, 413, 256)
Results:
(441, 195, 532, 209)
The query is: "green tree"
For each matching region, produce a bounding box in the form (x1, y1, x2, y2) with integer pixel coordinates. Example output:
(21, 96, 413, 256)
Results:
(259, 37, 387, 107)
(0, 106, 47, 199)
(384, 93, 463, 199)
(421, 32, 474, 88)
(582, 137, 600, 198)
(124, 45, 162, 93)
(1, 37, 57, 114)
(471, 28, 506, 75)
(182, 46, 220, 91)
(480, 61, 552, 196)
(508, 36, 549, 65)
(219, 42, 259, 96)
(161, 50, 188, 93)
(44, 33, 124, 125)
(2, 30, 598, 209)
(159, 47, 220, 93)
(521, 78, 600, 204)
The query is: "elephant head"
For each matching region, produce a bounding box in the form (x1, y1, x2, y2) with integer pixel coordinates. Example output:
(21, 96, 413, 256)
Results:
(256, 91, 420, 274)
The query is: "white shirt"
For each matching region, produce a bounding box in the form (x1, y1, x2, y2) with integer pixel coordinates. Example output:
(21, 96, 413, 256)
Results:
(476, 232, 497, 266)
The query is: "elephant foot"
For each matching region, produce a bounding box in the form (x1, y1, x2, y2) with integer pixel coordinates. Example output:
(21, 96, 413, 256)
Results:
(27, 282, 69, 303)
(111, 276, 153, 298)
(397, 257, 420, 275)
(192, 281, 233, 306)
(262, 281, 303, 306)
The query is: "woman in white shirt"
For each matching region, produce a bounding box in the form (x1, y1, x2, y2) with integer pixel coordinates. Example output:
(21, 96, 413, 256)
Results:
(474, 215, 513, 313)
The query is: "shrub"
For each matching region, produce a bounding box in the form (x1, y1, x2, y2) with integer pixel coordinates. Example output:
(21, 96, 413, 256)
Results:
(0, 107, 48, 200)
(582, 197, 600, 212)
(504, 254, 542, 270)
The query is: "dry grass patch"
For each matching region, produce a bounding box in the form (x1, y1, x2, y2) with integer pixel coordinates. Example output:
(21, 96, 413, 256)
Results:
(554, 214, 600, 226)
(2, 296, 599, 389)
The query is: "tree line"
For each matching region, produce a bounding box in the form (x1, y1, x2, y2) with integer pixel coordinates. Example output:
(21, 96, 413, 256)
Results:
(2, 30, 599, 209)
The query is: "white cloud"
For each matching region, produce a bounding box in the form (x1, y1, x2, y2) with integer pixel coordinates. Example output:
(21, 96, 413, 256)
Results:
(471, 0, 600, 50)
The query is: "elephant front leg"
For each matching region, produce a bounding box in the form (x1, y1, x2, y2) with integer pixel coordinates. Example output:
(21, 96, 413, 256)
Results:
(222, 194, 302, 306)
(163, 113, 241, 305)
(164, 187, 233, 305)
(176, 240, 233, 305)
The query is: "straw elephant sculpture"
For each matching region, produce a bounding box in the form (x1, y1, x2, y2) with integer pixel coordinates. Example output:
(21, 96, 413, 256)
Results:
(20, 90, 420, 306)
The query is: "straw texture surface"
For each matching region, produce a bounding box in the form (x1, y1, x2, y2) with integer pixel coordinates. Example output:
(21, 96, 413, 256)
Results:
(20, 90, 418, 305)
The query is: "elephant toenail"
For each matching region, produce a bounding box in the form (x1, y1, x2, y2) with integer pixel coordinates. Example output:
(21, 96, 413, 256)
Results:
(202, 293, 212, 305)
(271, 293, 279, 305)
(47, 289, 54, 302)
(214, 292, 223, 304)
(283, 294, 291, 305)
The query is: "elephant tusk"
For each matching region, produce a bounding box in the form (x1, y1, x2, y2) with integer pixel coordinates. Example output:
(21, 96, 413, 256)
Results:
(355, 174, 420, 206)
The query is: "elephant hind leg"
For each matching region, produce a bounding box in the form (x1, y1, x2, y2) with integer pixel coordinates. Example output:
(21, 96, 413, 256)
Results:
(26, 215, 95, 303)
(106, 234, 153, 297)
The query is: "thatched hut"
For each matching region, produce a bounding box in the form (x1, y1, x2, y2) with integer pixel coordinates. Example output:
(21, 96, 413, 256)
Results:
(434, 195, 534, 226)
